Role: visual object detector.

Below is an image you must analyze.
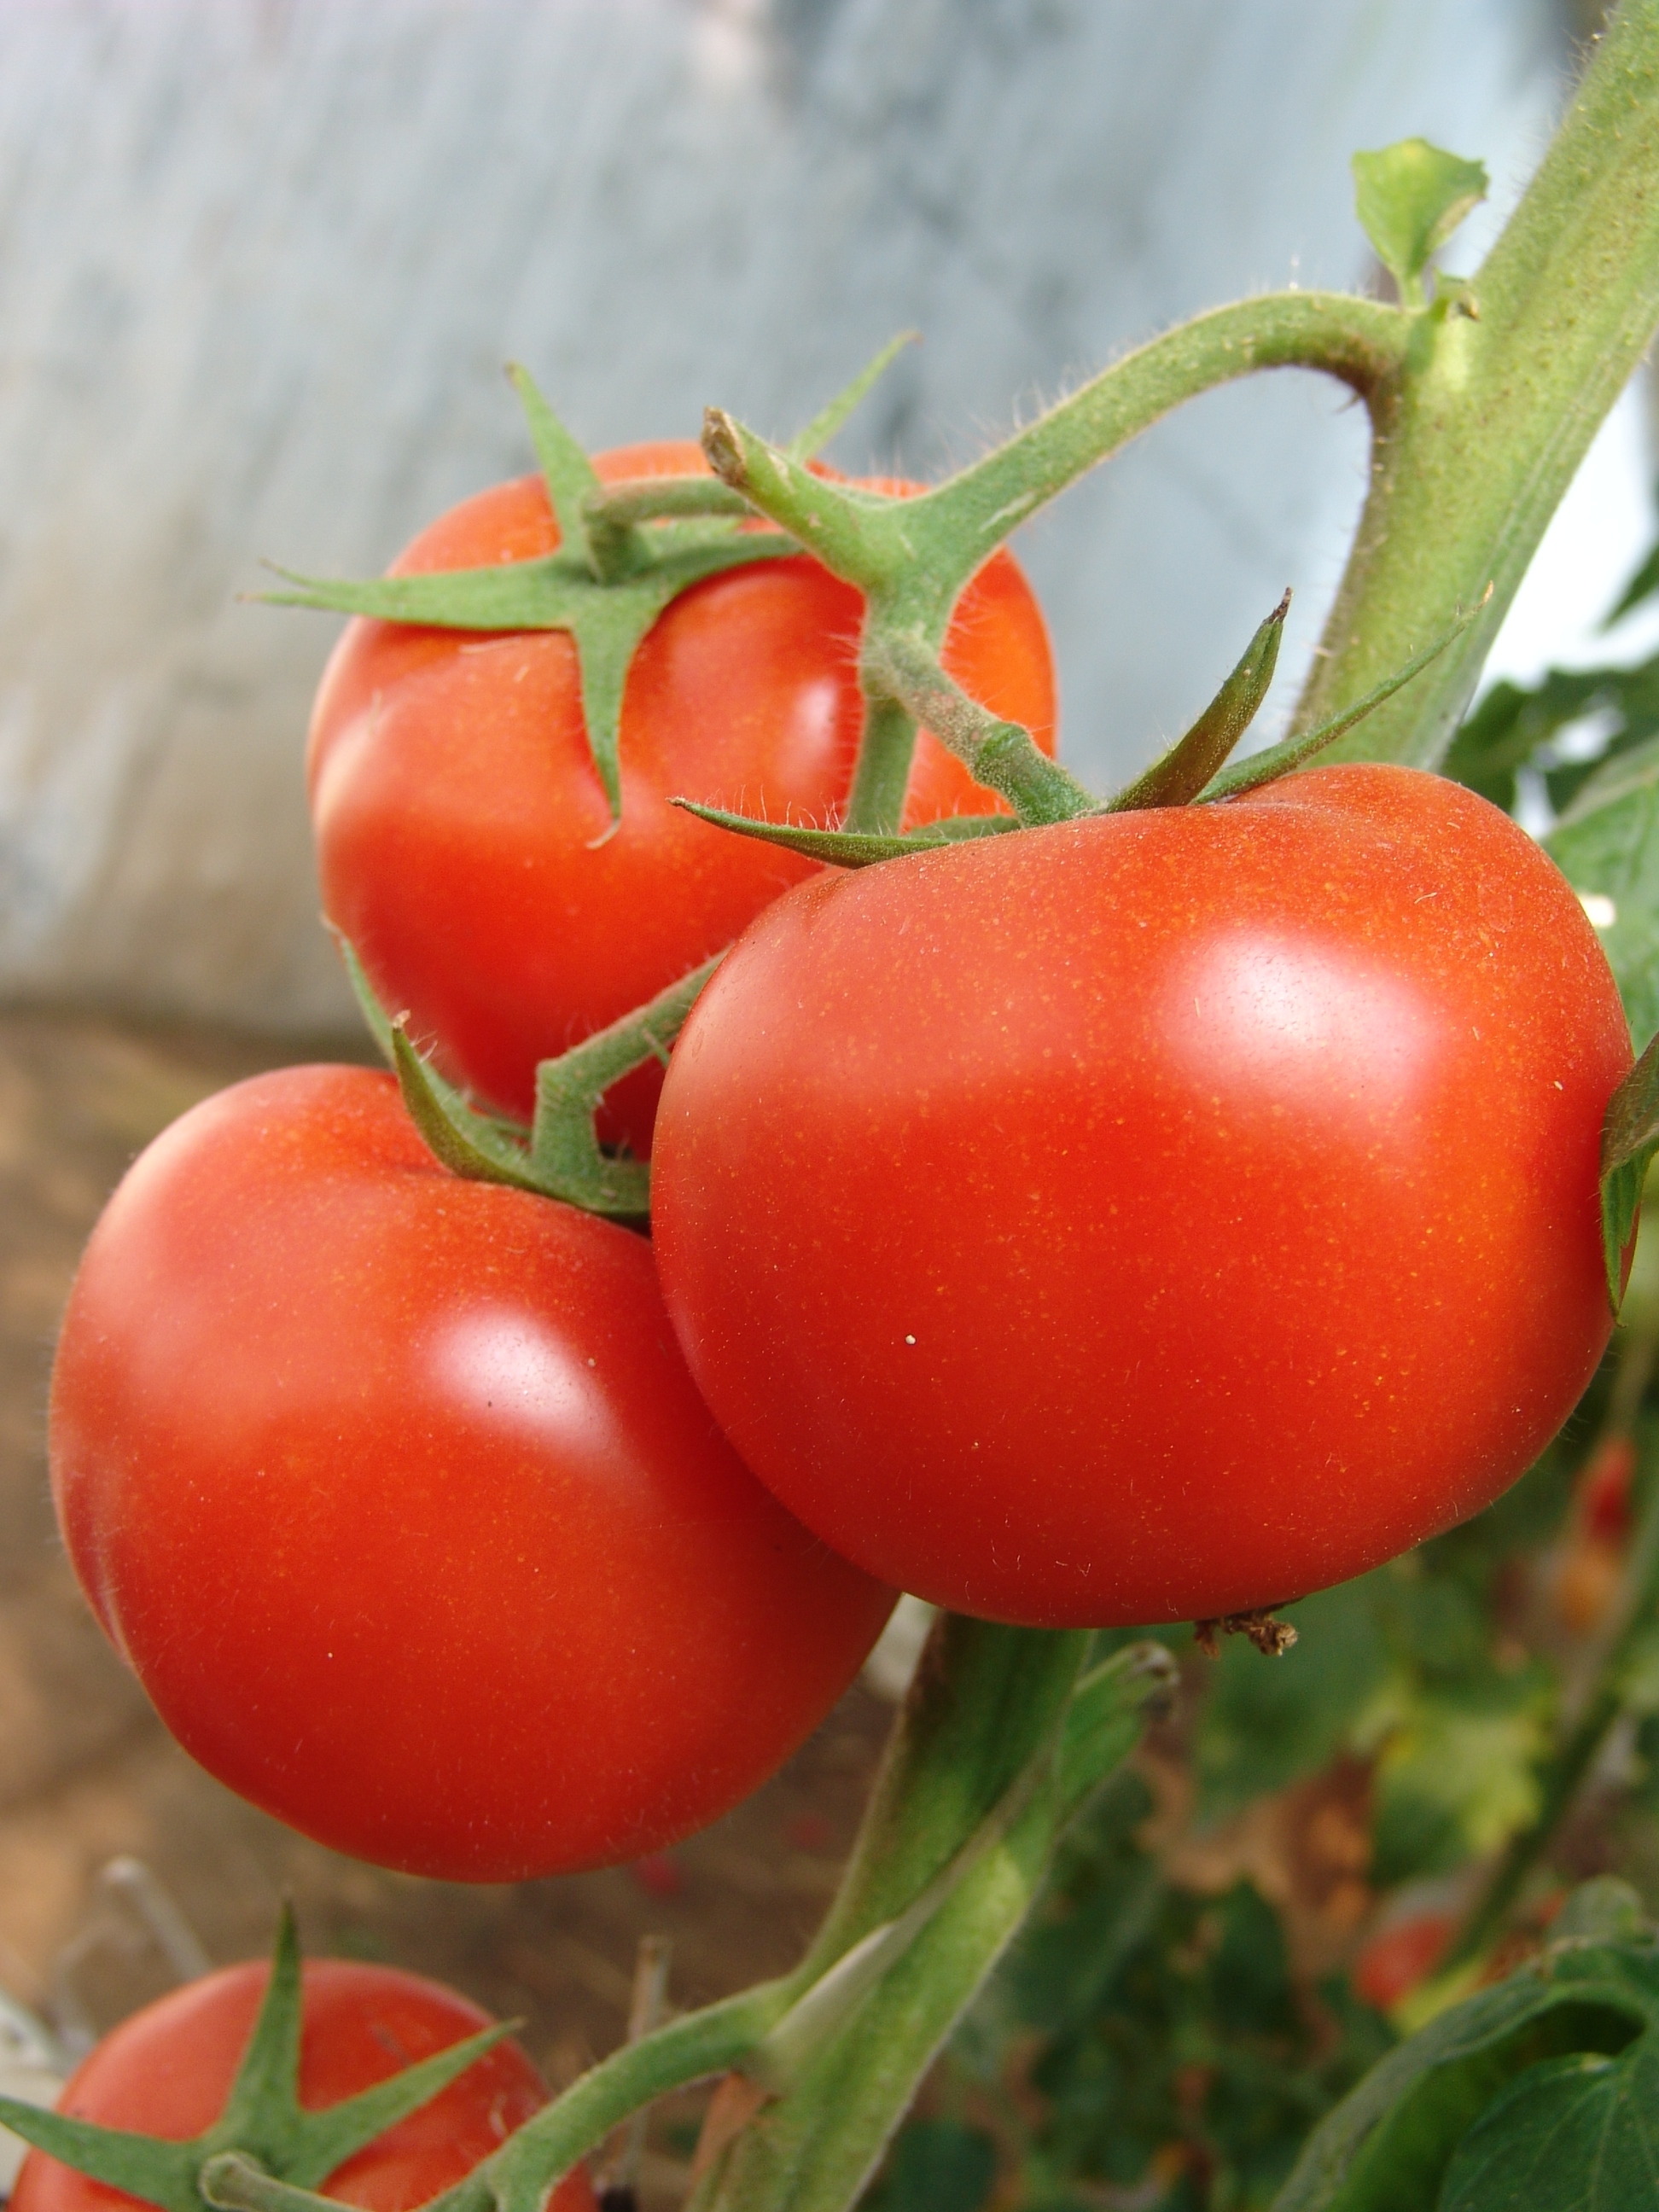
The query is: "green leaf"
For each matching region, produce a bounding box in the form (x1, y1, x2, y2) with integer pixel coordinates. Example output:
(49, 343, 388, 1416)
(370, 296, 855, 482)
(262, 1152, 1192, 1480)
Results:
(1554, 1878, 1650, 1948)
(1444, 667, 1614, 814)
(1272, 1938, 1656, 2211)
(1438, 2042, 1659, 2209)
(1108, 591, 1288, 812)
(864, 2120, 996, 2212)
(1547, 733, 1659, 1047)
(668, 798, 1022, 869)
(1370, 1681, 1550, 1889)
(1605, 528, 1659, 628)
(1352, 139, 1489, 307)
(1598, 1030, 1659, 1312)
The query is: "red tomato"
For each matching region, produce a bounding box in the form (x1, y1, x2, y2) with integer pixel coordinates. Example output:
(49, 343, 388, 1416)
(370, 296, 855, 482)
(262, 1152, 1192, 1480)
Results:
(652, 765, 1631, 1627)
(1575, 1431, 1637, 1545)
(49, 1066, 894, 1878)
(1351, 1912, 1455, 2012)
(11, 1959, 593, 2212)
(306, 444, 1057, 1147)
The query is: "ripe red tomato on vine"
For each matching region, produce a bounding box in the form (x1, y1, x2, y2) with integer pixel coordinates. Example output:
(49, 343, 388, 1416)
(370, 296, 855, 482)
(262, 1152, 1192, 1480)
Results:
(11, 1959, 593, 2212)
(306, 443, 1057, 1150)
(653, 762, 1632, 1628)
(49, 1064, 894, 1880)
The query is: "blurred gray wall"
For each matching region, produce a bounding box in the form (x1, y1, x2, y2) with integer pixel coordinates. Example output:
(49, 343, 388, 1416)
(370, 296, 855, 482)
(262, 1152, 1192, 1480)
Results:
(0, 0, 1566, 1033)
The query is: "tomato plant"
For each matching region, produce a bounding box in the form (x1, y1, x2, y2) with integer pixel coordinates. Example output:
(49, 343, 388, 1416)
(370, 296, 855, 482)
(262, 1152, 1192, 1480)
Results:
(653, 764, 1632, 1627)
(26, 63, 1659, 2212)
(306, 443, 1056, 1147)
(10, 1960, 593, 2212)
(48, 1063, 893, 1880)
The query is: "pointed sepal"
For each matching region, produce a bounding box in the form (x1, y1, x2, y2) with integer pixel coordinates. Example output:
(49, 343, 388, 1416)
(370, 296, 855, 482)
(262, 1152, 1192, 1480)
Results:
(281, 2026, 517, 2191)
(1106, 591, 1289, 812)
(668, 800, 1021, 869)
(505, 365, 607, 565)
(337, 933, 718, 1219)
(214, 1903, 305, 2162)
(0, 2100, 199, 2212)
(1601, 1033, 1659, 1313)
(261, 558, 582, 632)
(388, 1027, 550, 1198)
(1200, 598, 1480, 801)
(787, 331, 918, 462)
(335, 935, 542, 1194)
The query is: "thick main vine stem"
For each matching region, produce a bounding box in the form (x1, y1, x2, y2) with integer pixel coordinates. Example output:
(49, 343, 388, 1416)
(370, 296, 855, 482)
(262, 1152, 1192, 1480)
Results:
(692, 1621, 1090, 2212)
(1300, 0, 1659, 762)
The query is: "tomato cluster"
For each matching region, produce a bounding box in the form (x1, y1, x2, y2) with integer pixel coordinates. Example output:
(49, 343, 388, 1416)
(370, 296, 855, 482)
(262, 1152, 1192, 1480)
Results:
(48, 443, 1053, 1881)
(47, 425, 1633, 1889)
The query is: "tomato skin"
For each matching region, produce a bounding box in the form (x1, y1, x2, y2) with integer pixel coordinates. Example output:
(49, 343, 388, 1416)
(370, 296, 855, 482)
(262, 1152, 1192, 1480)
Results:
(306, 444, 1057, 1144)
(49, 1067, 893, 1879)
(10, 1959, 594, 2212)
(652, 765, 1631, 1627)
(1351, 1913, 1456, 2013)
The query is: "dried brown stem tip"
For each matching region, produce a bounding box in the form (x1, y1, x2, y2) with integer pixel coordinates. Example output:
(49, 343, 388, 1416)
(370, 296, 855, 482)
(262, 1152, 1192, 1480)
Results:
(1194, 1609, 1299, 1659)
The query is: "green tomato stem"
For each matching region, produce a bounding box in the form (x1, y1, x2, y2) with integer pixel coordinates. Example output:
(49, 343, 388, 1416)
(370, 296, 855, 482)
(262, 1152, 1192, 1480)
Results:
(1295, 0, 1659, 764)
(692, 1618, 1090, 2212)
(895, 294, 1407, 617)
(841, 692, 922, 835)
(581, 475, 751, 550)
(428, 1986, 795, 2212)
(862, 632, 1097, 827)
(703, 410, 914, 598)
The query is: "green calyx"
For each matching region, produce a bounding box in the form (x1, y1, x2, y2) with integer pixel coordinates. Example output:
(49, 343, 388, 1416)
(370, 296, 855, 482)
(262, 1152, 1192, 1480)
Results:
(265, 341, 917, 821)
(0, 1909, 513, 2212)
(676, 594, 1475, 873)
